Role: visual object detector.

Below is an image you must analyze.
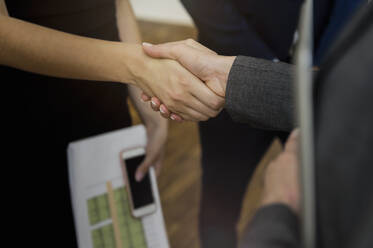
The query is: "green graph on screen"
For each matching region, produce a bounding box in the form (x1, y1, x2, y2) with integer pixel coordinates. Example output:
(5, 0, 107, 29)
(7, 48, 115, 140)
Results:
(87, 187, 147, 248)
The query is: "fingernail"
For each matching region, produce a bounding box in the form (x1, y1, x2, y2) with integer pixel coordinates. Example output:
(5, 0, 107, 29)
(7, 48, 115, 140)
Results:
(291, 129, 300, 137)
(142, 42, 153, 47)
(170, 115, 176, 121)
(160, 107, 165, 114)
(140, 97, 146, 102)
(151, 100, 157, 107)
(136, 172, 143, 182)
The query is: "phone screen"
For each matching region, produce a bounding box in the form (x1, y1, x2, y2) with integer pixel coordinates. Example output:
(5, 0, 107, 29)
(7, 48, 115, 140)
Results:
(125, 155, 154, 209)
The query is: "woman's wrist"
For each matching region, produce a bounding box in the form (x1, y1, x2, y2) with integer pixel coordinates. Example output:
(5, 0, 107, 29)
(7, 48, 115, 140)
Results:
(112, 43, 149, 86)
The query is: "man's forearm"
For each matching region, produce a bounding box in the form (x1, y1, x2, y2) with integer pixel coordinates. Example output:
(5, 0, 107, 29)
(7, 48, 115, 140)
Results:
(0, 15, 142, 85)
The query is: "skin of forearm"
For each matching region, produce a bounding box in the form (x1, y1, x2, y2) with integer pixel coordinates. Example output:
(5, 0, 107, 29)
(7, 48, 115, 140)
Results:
(116, 0, 167, 128)
(0, 0, 8, 16)
(0, 15, 146, 85)
(116, 0, 144, 98)
(115, 0, 160, 123)
(116, 0, 142, 43)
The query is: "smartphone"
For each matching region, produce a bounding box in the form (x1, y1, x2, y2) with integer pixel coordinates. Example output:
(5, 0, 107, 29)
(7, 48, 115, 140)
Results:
(121, 147, 156, 218)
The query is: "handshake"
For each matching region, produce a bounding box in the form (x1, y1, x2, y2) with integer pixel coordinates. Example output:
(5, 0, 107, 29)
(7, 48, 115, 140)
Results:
(136, 39, 236, 122)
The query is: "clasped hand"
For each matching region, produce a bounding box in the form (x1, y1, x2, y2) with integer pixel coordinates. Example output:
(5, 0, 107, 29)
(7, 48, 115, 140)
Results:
(139, 39, 235, 122)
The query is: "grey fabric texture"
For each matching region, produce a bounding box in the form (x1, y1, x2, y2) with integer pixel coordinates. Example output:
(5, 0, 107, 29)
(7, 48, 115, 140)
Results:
(225, 56, 295, 131)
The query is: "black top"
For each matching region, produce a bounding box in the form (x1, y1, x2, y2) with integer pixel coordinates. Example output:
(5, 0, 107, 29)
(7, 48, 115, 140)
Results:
(2, 1, 131, 246)
(5, 0, 120, 40)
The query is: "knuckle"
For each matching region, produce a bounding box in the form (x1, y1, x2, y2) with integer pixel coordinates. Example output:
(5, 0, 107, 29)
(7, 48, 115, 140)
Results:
(168, 87, 186, 103)
(170, 92, 182, 102)
(161, 113, 169, 119)
(167, 104, 176, 111)
(151, 104, 159, 111)
(209, 110, 219, 118)
(211, 98, 223, 110)
(165, 100, 176, 111)
(185, 38, 196, 45)
(170, 46, 180, 58)
(179, 78, 190, 89)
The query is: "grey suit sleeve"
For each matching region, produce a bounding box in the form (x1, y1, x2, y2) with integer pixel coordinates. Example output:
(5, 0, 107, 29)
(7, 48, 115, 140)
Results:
(239, 204, 300, 248)
(225, 56, 296, 132)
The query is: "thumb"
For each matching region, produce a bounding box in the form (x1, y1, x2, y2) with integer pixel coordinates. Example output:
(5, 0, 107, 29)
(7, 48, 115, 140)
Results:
(135, 144, 160, 182)
(142, 42, 177, 60)
(135, 155, 153, 182)
(143, 41, 209, 82)
(143, 42, 198, 70)
(285, 129, 300, 153)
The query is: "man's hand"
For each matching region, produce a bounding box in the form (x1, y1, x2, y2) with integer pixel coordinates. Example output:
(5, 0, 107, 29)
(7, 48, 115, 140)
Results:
(141, 39, 236, 121)
(261, 129, 300, 214)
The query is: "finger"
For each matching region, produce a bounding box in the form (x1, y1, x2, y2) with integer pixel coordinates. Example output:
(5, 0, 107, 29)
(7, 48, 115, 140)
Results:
(143, 40, 215, 60)
(144, 42, 200, 70)
(171, 66, 226, 112)
(285, 129, 300, 153)
(136, 81, 155, 99)
(177, 107, 210, 122)
(170, 113, 183, 122)
(161, 89, 212, 121)
(154, 153, 164, 177)
(136, 158, 152, 182)
(141, 92, 151, 102)
(150, 97, 161, 112)
(166, 88, 220, 118)
(144, 42, 226, 105)
(161, 46, 225, 109)
(190, 84, 225, 111)
(187, 94, 221, 118)
(151, 99, 181, 121)
(143, 42, 177, 59)
(158, 101, 183, 122)
(159, 104, 171, 119)
(143, 41, 214, 76)
(183, 38, 217, 55)
(136, 150, 159, 182)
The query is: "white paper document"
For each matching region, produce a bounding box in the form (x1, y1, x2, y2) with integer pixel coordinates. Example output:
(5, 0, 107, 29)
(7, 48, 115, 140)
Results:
(68, 125, 169, 248)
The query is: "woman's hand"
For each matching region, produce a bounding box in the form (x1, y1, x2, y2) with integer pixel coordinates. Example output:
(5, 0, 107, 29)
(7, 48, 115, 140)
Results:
(128, 86, 168, 181)
(136, 119, 167, 181)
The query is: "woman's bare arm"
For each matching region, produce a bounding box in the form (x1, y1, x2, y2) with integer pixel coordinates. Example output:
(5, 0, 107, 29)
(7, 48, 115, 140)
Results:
(0, 13, 137, 84)
(0, 0, 8, 16)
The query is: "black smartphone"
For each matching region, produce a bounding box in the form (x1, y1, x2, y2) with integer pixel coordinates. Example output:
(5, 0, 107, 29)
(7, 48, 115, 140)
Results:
(121, 147, 156, 218)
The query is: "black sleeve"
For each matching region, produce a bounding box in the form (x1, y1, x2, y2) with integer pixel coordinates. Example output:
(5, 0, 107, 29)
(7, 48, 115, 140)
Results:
(239, 204, 300, 248)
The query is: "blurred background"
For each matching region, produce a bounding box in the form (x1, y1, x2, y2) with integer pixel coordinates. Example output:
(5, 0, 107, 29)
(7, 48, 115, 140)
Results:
(127, 1, 283, 247)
